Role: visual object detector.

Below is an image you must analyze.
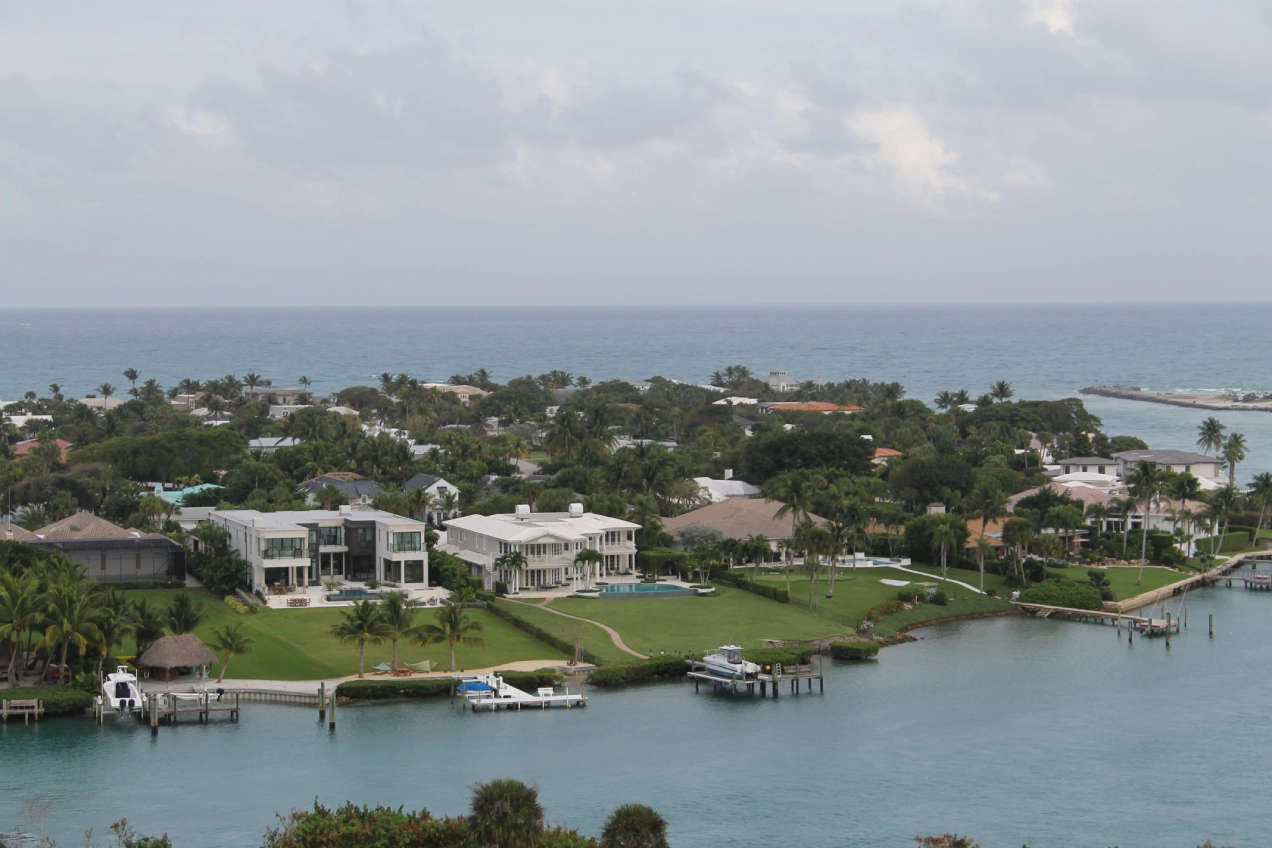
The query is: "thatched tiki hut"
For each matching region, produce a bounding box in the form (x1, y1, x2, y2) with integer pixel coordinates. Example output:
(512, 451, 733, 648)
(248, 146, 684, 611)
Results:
(138, 634, 218, 682)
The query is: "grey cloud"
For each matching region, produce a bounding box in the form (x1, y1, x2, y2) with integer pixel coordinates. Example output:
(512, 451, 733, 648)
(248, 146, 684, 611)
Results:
(0, 74, 138, 169)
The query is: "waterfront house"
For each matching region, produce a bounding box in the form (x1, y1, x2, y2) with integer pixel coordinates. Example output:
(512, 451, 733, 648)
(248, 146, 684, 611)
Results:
(757, 401, 864, 414)
(211, 506, 429, 591)
(1055, 456, 1117, 476)
(296, 473, 381, 508)
(1110, 449, 1224, 484)
(268, 404, 313, 419)
(25, 513, 185, 583)
(419, 384, 489, 406)
(244, 387, 309, 405)
(693, 474, 761, 503)
(662, 498, 827, 550)
(443, 504, 639, 592)
(763, 370, 801, 392)
(403, 473, 460, 524)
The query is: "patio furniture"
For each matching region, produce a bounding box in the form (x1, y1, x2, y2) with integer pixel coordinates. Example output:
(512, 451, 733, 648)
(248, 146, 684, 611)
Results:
(392, 667, 413, 677)
(372, 662, 393, 675)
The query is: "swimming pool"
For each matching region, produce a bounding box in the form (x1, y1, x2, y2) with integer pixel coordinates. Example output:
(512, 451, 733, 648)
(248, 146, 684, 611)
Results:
(597, 584, 698, 599)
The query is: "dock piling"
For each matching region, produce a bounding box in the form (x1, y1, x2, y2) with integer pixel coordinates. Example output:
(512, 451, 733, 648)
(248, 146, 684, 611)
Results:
(318, 682, 326, 720)
(1209, 613, 1214, 638)
(328, 694, 336, 731)
(149, 695, 158, 737)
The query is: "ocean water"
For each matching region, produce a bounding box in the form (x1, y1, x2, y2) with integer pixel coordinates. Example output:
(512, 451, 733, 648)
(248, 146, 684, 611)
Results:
(1, 304, 1269, 479)
(5, 584, 1272, 847)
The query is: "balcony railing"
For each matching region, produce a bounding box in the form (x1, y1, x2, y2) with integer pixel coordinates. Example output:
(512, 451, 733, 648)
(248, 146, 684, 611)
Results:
(391, 542, 423, 553)
(262, 548, 307, 559)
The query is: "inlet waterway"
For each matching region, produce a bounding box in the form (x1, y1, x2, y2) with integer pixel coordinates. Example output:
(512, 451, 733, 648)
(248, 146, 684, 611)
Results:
(5, 586, 1271, 847)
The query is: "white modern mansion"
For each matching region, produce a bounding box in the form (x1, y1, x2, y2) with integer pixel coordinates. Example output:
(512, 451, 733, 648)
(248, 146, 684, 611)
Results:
(211, 506, 429, 592)
(443, 504, 640, 592)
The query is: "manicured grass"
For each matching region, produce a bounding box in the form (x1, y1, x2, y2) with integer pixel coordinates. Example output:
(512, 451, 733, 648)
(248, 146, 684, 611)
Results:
(1090, 566, 1188, 601)
(749, 566, 985, 627)
(119, 589, 566, 679)
(549, 584, 848, 656)
(871, 595, 1015, 638)
(894, 565, 1012, 598)
(499, 600, 633, 666)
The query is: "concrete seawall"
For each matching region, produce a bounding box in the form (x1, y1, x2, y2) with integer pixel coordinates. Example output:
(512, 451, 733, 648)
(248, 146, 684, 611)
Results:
(1080, 385, 1272, 414)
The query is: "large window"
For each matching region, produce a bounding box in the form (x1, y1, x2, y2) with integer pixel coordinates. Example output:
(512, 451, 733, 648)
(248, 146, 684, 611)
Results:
(404, 560, 424, 583)
(319, 526, 344, 546)
(263, 537, 305, 559)
(605, 531, 623, 545)
(524, 542, 564, 558)
(392, 531, 422, 553)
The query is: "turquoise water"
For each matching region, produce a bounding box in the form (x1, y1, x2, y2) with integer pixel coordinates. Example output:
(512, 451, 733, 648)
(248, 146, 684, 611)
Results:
(1, 304, 1270, 480)
(5, 585, 1272, 846)
(598, 583, 694, 595)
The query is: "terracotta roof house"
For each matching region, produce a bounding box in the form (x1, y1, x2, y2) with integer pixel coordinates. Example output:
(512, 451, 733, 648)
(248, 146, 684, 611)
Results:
(25, 513, 185, 582)
(11, 438, 73, 463)
(662, 498, 827, 547)
(872, 447, 902, 466)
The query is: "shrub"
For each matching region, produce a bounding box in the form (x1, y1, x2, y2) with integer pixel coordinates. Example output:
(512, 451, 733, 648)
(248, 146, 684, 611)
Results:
(264, 800, 472, 848)
(1019, 578, 1103, 610)
(587, 655, 687, 687)
(829, 641, 880, 661)
(494, 581, 509, 597)
(224, 596, 250, 615)
(92, 580, 185, 590)
(336, 679, 458, 700)
(896, 588, 921, 603)
(1196, 531, 1250, 554)
(866, 600, 907, 621)
(2, 685, 93, 717)
(745, 647, 813, 669)
(486, 601, 603, 666)
(930, 590, 949, 606)
(500, 670, 563, 691)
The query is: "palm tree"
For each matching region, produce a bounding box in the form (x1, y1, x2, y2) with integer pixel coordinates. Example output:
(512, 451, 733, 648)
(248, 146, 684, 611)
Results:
(92, 589, 135, 679)
(990, 380, 1014, 403)
(439, 490, 461, 521)
(573, 548, 604, 590)
(131, 599, 166, 657)
(97, 383, 115, 402)
(1196, 417, 1226, 455)
(468, 778, 544, 848)
(1249, 472, 1272, 546)
(413, 600, 486, 673)
(1210, 485, 1241, 557)
(963, 481, 1007, 592)
(767, 472, 820, 601)
(207, 623, 254, 682)
(1126, 461, 1162, 585)
(823, 519, 851, 598)
(1001, 518, 1035, 583)
(122, 368, 139, 397)
(600, 804, 670, 848)
(1221, 432, 1247, 486)
(329, 600, 389, 678)
(795, 521, 829, 611)
(377, 592, 417, 671)
(934, 390, 953, 412)
(38, 581, 104, 684)
(243, 372, 262, 398)
(745, 534, 770, 582)
(495, 551, 527, 594)
(0, 573, 40, 687)
(298, 376, 312, 391)
(166, 593, 206, 634)
(930, 521, 960, 581)
(1112, 496, 1137, 555)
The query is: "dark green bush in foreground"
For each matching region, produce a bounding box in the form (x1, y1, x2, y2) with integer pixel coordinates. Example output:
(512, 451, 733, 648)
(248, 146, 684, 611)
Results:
(2, 685, 93, 717)
(745, 647, 813, 669)
(336, 670, 563, 701)
(587, 655, 687, 687)
(829, 641, 880, 661)
(1019, 578, 1103, 610)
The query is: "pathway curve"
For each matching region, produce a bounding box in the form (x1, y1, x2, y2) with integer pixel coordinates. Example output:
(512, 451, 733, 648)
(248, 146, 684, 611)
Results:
(885, 564, 985, 595)
(507, 599, 645, 658)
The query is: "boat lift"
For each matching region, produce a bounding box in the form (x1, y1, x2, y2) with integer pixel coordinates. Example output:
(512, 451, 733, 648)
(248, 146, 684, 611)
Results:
(458, 673, 587, 712)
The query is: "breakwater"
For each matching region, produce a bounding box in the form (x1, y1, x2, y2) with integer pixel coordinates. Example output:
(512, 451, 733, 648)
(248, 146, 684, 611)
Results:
(1080, 384, 1272, 413)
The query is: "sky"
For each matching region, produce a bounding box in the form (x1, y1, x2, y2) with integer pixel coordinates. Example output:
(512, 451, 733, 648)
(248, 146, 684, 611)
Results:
(1, 0, 1270, 307)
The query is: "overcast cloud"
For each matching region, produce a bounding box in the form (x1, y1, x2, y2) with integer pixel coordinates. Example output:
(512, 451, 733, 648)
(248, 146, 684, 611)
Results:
(1, 0, 1269, 306)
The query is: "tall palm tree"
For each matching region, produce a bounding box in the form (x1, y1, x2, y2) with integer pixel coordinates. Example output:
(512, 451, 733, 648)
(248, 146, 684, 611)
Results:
(439, 490, 461, 521)
(795, 521, 829, 611)
(38, 581, 104, 684)
(97, 383, 115, 402)
(468, 778, 544, 848)
(990, 380, 1014, 403)
(745, 534, 770, 582)
(207, 623, 254, 682)
(573, 548, 604, 590)
(1126, 461, 1162, 585)
(1196, 417, 1226, 455)
(413, 600, 486, 673)
(122, 368, 139, 397)
(377, 592, 417, 671)
(329, 600, 389, 678)
(92, 589, 135, 679)
(1249, 472, 1272, 546)
(823, 519, 851, 599)
(243, 372, 262, 398)
(1209, 485, 1241, 557)
(600, 804, 670, 848)
(930, 521, 960, 581)
(963, 482, 1007, 591)
(1222, 432, 1247, 486)
(0, 573, 40, 687)
(767, 472, 820, 601)
(934, 390, 953, 411)
(495, 551, 527, 594)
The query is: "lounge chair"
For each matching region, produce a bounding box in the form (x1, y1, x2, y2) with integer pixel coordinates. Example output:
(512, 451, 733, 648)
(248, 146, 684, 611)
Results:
(372, 662, 393, 675)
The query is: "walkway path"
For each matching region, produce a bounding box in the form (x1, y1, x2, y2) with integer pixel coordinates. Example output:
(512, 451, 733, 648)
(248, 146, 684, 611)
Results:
(507, 599, 645, 658)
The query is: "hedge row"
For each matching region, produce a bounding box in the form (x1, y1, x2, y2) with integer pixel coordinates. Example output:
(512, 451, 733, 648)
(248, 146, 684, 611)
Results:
(486, 601, 604, 666)
(2, 685, 93, 717)
(587, 655, 688, 687)
(829, 641, 880, 661)
(1019, 578, 1103, 610)
(713, 573, 790, 604)
(92, 580, 185, 590)
(1196, 531, 1251, 553)
(744, 647, 814, 669)
(336, 670, 564, 701)
(866, 600, 908, 621)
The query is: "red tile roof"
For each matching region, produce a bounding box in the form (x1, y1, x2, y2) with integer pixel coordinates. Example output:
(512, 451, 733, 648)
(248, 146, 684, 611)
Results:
(12, 439, 73, 463)
(873, 447, 902, 459)
(762, 402, 864, 413)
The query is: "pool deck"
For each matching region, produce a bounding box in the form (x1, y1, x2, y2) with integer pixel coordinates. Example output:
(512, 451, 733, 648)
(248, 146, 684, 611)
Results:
(263, 583, 451, 609)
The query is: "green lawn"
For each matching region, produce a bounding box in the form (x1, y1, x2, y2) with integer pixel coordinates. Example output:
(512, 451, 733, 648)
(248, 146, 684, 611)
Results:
(1091, 566, 1188, 601)
(120, 589, 567, 679)
(888, 565, 1012, 598)
(500, 600, 633, 666)
(871, 595, 1014, 637)
(549, 584, 849, 656)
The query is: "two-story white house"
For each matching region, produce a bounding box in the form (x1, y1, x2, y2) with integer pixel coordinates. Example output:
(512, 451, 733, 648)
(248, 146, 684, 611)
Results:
(443, 503, 640, 592)
(210, 506, 429, 593)
(1111, 449, 1226, 486)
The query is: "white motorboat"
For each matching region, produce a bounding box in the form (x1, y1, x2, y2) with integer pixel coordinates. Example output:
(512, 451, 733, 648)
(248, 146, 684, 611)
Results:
(702, 645, 759, 680)
(102, 666, 144, 712)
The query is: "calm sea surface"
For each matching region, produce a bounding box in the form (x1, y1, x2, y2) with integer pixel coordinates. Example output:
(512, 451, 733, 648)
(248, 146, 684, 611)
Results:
(1, 304, 1270, 479)
(4, 585, 1270, 847)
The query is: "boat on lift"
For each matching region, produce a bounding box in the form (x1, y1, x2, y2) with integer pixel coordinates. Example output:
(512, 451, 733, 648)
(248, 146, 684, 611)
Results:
(702, 645, 759, 680)
(103, 666, 144, 712)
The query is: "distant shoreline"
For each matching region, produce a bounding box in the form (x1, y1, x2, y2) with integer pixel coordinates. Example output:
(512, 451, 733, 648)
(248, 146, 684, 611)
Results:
(1080, 384, 1272, 414)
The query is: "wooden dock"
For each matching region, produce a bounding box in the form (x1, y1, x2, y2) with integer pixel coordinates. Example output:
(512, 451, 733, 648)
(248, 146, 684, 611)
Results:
(142, 691, 241, 725)
(1013, 603, 1180, 635)
(1, 698, 43, 724)
(686, 660, 824, 698)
